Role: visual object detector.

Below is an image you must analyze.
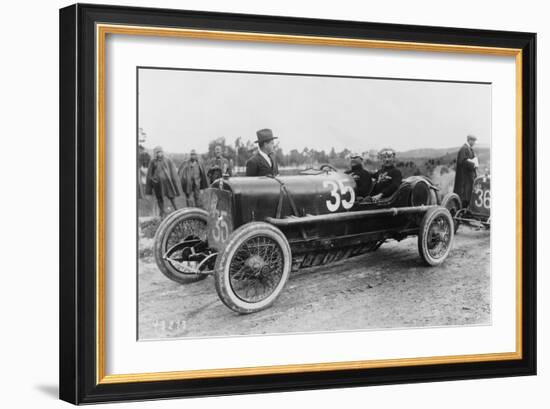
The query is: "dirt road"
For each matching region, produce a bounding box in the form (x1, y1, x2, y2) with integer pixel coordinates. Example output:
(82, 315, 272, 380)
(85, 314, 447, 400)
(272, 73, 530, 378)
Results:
(138, 228, 490, 340)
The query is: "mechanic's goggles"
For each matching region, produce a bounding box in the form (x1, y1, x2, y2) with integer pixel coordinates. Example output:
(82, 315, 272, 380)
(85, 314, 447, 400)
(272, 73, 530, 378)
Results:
(378, 149, 396, 159)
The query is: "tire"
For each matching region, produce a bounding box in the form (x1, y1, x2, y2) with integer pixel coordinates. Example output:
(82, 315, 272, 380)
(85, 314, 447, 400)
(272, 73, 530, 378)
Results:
(441, 192, 462, 234)
(214, 222, 291, 314)
(153, 208, 209, 284)
(418, 207, 454, 266)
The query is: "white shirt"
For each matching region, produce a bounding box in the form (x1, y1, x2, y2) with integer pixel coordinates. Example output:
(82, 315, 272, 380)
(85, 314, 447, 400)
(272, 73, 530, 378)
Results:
(258, 148, 272, 168)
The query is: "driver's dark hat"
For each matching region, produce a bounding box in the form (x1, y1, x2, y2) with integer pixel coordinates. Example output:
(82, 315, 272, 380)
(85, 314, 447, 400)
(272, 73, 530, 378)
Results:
(350, 155, 363, 166)
(255, 128, 277, 144)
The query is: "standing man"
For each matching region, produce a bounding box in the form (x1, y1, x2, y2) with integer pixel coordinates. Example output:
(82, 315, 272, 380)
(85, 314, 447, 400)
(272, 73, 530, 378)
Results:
(345, 154, 373, 198)
(371, 148, 402, 202)
(178, 149, 208, 208)
(246, 128, 279, 177)
(145, 146, 180, 218)
(453, 134, 479, 208)
(137, 145, 151, 200)
(206, 144, 233, 183)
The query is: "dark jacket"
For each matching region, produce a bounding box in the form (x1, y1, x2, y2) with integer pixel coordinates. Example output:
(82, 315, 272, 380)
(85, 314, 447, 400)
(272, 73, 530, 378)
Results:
(177, 160, 209, 195)
(345, 165, 373, 198)
(372, 165, 403, 198)
(245, 151, 278, 177)
(145, 157, 181, 198)
(453, 143, 477, 204)
(206, 156, 232, 183)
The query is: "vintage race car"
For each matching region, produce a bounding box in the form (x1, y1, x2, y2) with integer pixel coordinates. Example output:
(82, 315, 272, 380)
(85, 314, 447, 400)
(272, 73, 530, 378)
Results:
(441, 174, 491, 232)
(153, 166, 455, 314)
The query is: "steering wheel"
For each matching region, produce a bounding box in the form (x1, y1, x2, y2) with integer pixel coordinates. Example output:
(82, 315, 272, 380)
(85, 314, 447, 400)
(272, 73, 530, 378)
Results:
(320, 164, 338, 172)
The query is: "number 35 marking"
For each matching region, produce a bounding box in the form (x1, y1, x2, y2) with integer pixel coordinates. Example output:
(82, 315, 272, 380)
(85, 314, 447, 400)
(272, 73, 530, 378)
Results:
(323, 180, 355, 212)
(212, 209, 229, 242)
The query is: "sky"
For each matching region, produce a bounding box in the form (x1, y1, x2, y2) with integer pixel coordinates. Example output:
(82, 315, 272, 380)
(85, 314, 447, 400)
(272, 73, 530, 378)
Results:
(138, 68, 491, 154)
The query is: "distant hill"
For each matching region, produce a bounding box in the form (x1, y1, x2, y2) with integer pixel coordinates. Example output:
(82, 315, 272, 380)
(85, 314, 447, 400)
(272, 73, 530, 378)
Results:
(398, 147, 456, 159)
(398, 145, 490, 159)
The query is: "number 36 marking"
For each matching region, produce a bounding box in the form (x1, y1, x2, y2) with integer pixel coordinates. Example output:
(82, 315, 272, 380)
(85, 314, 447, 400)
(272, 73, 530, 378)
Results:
(323, 180, 355, 212)
(474, 188, 491, 209)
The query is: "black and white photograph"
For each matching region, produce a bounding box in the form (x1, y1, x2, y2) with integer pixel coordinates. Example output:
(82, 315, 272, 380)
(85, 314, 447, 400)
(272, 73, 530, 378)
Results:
(137, 67, 491, 340)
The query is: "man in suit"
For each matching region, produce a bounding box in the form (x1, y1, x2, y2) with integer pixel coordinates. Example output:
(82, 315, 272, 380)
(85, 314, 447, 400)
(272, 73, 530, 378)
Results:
(453, 134, 479, 208)
(245, 128, 279, 177)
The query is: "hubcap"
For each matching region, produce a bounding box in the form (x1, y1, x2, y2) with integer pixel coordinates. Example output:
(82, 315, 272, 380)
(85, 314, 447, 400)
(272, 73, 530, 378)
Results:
(229, 235, 284, 303)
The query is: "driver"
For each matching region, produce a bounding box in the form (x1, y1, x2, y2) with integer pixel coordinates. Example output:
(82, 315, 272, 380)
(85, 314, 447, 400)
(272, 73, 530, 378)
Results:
(345, 154, 373, 199)
(371, 148, 402, 202)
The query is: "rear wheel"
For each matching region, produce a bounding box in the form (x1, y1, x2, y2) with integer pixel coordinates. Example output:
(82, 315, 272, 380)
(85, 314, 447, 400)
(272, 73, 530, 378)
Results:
(418, 207, 454, 266)
(411, 180, 431, 206)
(214, 222, 291, 314)
(153, 208, 209, 284)
(441, 192, 462, 234)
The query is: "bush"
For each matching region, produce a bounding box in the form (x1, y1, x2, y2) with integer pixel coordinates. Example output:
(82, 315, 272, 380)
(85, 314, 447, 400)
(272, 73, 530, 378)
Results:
(141, 217, 161, 239)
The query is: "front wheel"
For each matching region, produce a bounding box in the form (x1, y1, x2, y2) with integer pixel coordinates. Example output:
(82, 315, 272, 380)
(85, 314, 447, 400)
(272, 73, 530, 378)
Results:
(418, 207, 454, 266)
(153, 208, 209, 284)
(214, 222, 291, 314)
(441, 192, 462, 234)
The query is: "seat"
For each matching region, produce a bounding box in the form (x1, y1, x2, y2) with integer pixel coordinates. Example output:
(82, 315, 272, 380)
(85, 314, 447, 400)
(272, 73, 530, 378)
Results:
(356, 176, 435, 209)
(375, 182, 413, 206)
(356, 182, 411, 208)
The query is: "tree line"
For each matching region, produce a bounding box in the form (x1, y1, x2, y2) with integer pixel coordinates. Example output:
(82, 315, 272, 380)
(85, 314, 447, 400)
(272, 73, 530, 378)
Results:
(208, 137, 357, 168)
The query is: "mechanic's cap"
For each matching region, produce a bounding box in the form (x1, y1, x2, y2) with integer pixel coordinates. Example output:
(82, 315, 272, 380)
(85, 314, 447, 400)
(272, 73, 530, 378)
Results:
(467, 134, 478, 141)
(190, 149, 197, 155)
(153, 145, 163, 155)
(378, 148, 396, 159)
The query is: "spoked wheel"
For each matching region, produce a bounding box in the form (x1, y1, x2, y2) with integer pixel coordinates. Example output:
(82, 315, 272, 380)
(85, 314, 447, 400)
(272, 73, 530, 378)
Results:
(214, 222, 291, 314)
(418, 207, 454, 266)
(441, 192, 462, 234)
(153, 208, 209, 284)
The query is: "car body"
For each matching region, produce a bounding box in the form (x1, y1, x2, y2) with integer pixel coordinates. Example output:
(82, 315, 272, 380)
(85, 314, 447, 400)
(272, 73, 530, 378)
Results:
(441, 173, 491, 232)
(153, 167, 455, 313)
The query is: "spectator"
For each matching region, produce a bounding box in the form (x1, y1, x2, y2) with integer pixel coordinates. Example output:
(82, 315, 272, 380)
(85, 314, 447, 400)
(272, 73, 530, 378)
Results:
(178, 149, 208, 207)
(145, 146, 180, 218)
(246, 128, 279, 177)
(206, 144, 233, 183)
(453, 134, 478, 208)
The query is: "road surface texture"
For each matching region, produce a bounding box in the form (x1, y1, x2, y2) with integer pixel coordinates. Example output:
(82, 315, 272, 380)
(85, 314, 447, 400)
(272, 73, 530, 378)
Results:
(138, 227, 490, 340)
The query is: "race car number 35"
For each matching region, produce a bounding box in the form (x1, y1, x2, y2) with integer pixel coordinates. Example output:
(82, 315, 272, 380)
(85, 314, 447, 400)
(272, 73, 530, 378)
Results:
(323, 180, 355, 212)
